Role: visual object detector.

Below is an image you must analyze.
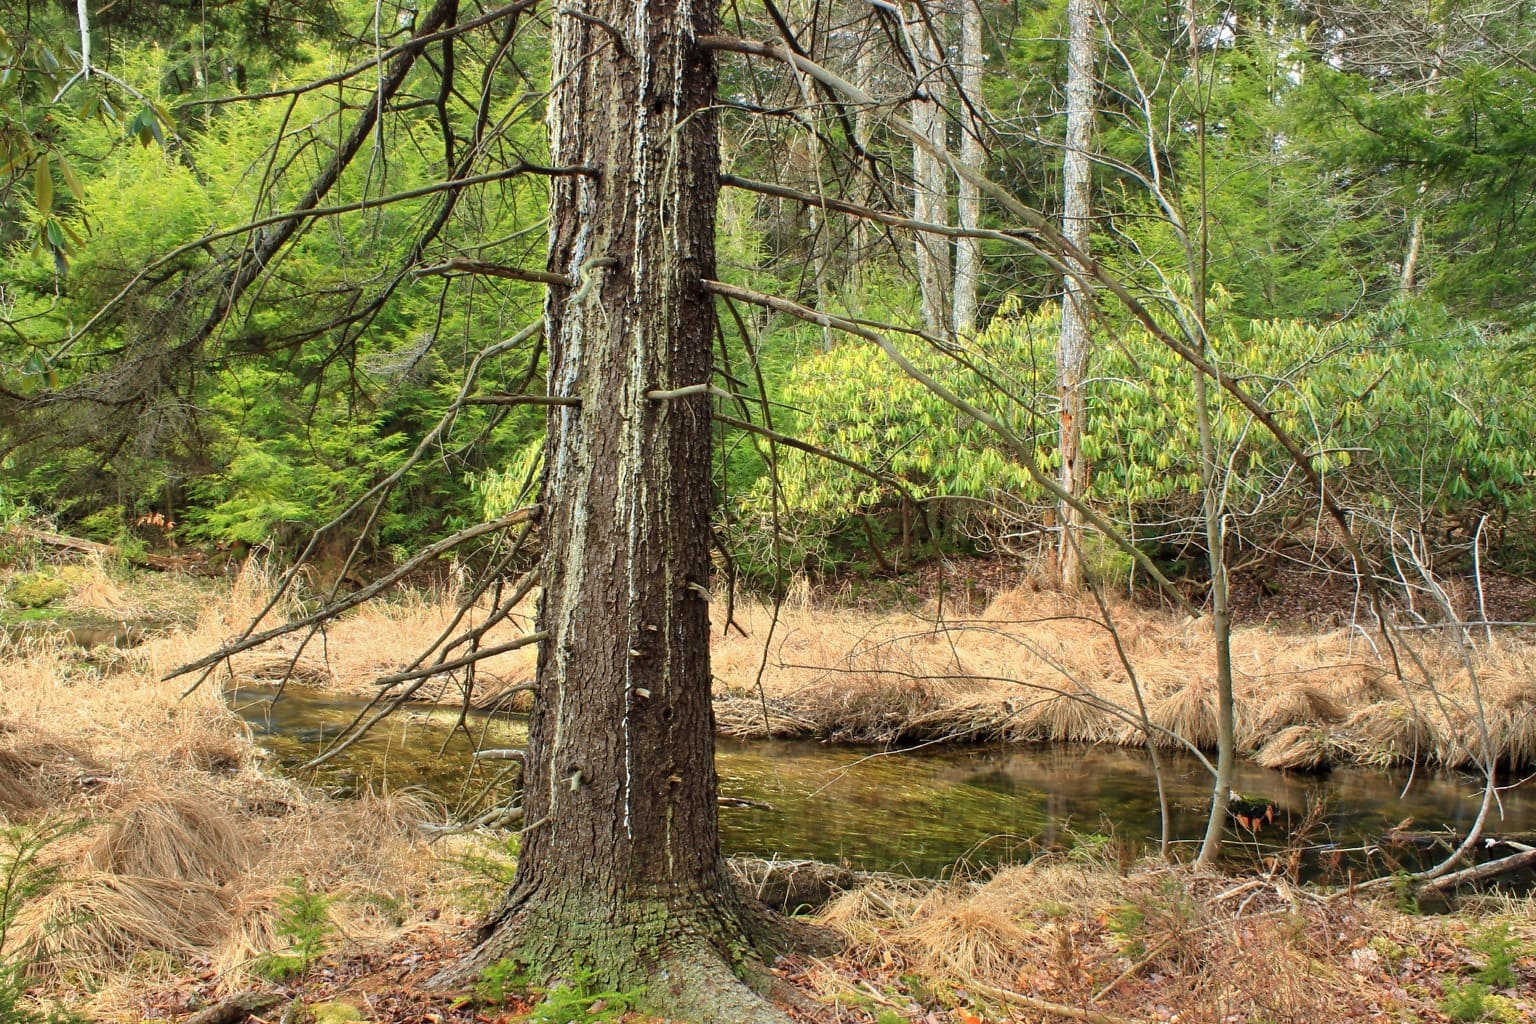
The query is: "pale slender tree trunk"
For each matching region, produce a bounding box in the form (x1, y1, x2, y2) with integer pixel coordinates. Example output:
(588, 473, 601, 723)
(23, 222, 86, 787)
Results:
(789, 20, 836, 350)
(953, 0, 983, 335)
(1056, 0, 1096, 590)
(1186, 0, 1236, 870)
(1193, 362, 1235, 869)
(850, 28, 879, 300)
(466, 0, 791, 1015)
(1401, 50, 1442, 296)
(1400, 208, 1423, 294)
(908, 0, 952, 336)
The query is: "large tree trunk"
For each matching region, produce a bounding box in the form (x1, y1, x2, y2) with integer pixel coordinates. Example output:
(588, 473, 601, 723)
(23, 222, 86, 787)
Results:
(466, 0, 793, 1016)
(1056, 0, 1097, 590)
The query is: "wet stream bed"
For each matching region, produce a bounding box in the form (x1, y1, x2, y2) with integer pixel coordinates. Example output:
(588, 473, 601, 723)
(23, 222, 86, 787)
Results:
(232, 684, 1536, 884)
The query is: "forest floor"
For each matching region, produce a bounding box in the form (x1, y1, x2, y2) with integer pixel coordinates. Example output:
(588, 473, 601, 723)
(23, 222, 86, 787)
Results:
(2, 553, 1536, 1023)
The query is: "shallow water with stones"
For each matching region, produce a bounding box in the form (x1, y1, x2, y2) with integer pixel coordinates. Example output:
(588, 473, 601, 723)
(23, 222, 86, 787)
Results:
(231, 683, 1536, 884)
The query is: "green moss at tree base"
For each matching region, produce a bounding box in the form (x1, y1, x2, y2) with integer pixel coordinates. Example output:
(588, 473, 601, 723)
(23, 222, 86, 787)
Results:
(460, 884, 811, 1024)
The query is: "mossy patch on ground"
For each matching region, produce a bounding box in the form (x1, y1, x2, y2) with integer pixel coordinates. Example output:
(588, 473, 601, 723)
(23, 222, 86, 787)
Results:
(4, 572, 71, 609)
(2, 606, 63, 623)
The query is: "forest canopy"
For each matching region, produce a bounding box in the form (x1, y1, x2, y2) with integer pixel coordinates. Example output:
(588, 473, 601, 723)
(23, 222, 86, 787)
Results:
(1, 0, 1533, 579)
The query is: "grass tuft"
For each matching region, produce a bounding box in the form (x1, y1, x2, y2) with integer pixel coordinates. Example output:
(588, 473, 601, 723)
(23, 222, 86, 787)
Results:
(87, 788, 255, 885)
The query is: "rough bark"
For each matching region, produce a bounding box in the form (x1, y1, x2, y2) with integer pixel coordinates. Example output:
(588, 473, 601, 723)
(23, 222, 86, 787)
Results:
(1057, 0, 1097, 590)
(462, 0, 796, 1017)
(953, 0, 983, 335)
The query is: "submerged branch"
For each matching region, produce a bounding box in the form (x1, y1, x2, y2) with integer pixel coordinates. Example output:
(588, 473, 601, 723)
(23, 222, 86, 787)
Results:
(1420, 848, 1536, 893)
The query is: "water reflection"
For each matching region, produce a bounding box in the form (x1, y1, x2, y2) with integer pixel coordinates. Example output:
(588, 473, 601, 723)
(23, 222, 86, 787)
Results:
(232, 685, 1536, 881)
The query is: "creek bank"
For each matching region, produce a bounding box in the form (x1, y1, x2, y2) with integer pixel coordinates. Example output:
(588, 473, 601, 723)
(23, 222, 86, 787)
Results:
(233, 684, 1536, 884)
(4, 614, 173, 649)
(196, 577, 1536, 774)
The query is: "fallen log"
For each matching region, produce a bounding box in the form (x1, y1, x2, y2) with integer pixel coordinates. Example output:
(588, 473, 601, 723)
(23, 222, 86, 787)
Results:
(728, 856, 910, 912)
(4, 525, 199, 572)
(1385, 828, 1536, 852)
(1421, 848, 1536, 893)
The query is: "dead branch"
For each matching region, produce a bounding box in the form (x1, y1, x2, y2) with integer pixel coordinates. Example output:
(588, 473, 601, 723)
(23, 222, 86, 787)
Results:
(1420, 848, 1536, 893)
(3, 525, 200, 573)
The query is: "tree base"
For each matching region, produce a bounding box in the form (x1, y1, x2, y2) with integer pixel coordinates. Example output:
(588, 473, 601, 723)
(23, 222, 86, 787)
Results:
(439, 875, 829, 1024)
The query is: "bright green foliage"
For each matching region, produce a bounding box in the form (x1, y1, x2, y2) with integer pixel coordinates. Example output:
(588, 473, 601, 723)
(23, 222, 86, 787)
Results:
(470, 441, 544, 522)
(3, 0, 1534, 579)
(528, 964, 640, 1024)
(1297, 31, 1536, 326)
(255, 879, 336, 982)
(1470, 923, 1524, 990)
(475, 958, 530, 1004)
(0, 27, 550, 551)
(1442, 980, 1492, 1022)
(747, 297, 1536, 566)
(470, 957, 639, 1021)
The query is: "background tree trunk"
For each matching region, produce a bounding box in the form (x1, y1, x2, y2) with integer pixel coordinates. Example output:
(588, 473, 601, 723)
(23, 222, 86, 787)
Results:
(909, 0, 953, 337)
(953, 0, 983, 335)
(468, 0, 790, 1015)
(1057, 0, 1097, 590)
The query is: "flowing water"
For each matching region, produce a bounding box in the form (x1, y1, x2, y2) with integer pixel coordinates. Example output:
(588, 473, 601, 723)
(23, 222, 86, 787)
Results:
(231, 684, 1536, 882)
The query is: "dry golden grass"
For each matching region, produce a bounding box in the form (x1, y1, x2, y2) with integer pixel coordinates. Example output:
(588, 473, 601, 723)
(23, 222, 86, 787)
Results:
(1336, 700, 1435, 767)
(0, 566, 477, 1016)
(15, 872, 234, 982)
(211, 572, 540, 701)
(708, 586, 1536, 769)
(1145, 681, 1220, 750)
(0, 737, 97, 816)
(5, 559, 1535, 1020)
(87, 787, 256, 884)
(52, 561, 1524, 770)
(1254, 724, 1336, 771)
(1247, 683, 1346, 737)
(816, 853, 1535, 1024)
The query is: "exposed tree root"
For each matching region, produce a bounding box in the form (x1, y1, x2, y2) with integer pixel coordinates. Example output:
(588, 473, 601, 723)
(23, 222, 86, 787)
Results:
(650, 940, 799, 1024)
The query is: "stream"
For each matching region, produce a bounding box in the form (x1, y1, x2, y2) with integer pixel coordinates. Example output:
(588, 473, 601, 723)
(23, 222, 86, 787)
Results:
(230, 684, 1536, 883)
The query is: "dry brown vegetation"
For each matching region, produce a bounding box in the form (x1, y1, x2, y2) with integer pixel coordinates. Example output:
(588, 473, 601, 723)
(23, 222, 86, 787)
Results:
(710, 584, 1536, 771)
(0, 571, 485, 1020)
(106, 560, 1535, 773)
(808, 852, 1536, 1024)
(4, 560, 1536, 1022)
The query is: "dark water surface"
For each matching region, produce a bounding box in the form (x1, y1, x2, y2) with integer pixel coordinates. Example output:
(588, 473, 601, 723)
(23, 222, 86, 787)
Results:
(231, 684, 1536, 881)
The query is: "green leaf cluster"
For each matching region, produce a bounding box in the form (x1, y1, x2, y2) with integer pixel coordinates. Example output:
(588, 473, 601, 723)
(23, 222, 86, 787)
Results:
(0, 27, 551, 553)
(744, 297, 1536, 566)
